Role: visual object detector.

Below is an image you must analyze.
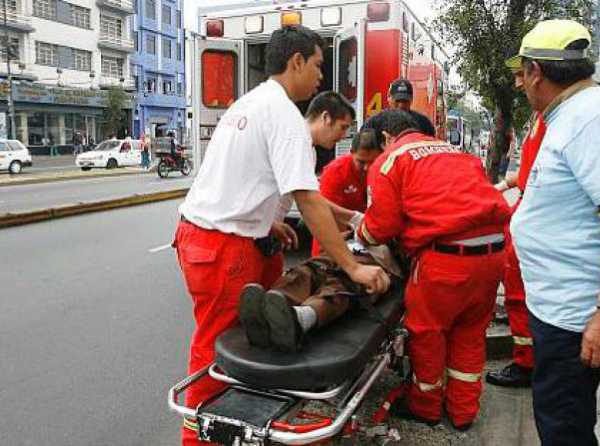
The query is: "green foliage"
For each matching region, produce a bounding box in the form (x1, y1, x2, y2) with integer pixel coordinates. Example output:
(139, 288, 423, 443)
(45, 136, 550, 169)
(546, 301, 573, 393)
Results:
(435, 0, 593, 180)
(102, 87, 128, 136)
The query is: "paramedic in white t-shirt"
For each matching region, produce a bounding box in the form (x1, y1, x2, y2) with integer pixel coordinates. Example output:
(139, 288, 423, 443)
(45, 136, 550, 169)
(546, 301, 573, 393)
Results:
(174, 26, 390, 446)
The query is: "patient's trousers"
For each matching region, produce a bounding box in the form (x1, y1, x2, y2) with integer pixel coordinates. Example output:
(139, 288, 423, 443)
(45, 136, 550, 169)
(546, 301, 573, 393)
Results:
(272, 255, 377, 327)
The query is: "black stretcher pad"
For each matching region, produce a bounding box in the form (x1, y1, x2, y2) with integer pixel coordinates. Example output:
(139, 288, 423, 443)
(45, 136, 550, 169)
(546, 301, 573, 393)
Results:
(215, 289, 405, 390)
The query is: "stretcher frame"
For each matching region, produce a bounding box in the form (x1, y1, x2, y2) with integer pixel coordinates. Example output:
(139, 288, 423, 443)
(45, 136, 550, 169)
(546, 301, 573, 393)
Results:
(168, 327, 409, 446)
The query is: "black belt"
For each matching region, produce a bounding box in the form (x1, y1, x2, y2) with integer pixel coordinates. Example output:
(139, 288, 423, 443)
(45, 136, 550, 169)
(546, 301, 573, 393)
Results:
(432, 240, 505, 256)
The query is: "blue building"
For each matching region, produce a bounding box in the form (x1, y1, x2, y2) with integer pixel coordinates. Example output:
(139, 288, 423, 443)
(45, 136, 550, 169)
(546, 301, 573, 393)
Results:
(130, 0, 185, 138)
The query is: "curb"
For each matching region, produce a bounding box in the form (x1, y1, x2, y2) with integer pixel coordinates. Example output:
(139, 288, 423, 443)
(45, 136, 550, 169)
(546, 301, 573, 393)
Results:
(0, 188, 189, 228)
(0, 169, 154, 188)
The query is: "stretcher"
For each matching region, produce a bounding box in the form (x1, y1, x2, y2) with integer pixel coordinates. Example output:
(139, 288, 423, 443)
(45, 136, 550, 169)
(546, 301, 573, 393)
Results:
(168, 289, 407, 446)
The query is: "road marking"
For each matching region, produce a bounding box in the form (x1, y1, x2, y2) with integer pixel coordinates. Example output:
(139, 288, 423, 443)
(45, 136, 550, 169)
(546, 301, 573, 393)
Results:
(149, 243, 172, 253)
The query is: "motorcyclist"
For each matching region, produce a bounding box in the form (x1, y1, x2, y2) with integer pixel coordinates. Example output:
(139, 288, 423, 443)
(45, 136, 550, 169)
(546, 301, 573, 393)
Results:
(169, 131, 182, 168)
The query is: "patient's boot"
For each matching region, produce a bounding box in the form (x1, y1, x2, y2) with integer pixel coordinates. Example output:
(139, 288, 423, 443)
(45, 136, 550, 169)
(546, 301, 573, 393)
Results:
(264, 290, 305, 353)
(239, 283, 270, 348)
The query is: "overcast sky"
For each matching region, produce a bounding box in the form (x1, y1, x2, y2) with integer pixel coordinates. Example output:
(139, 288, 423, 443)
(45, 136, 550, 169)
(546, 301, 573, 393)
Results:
(185, 0, 436, 31)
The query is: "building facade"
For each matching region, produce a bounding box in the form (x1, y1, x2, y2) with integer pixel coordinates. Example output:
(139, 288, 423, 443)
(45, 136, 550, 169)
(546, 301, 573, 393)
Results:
(129, 0, 185, 139)
(0, 0, 135, 149)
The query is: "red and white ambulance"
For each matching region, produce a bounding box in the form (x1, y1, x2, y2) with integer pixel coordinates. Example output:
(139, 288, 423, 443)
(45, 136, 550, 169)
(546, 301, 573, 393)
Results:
(188, 0, 449, 164)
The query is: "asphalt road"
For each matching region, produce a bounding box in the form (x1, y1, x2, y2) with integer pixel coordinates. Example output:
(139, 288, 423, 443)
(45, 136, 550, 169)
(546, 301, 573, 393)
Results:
(0, 174, 193, 214)
(0, 199, 308, 446)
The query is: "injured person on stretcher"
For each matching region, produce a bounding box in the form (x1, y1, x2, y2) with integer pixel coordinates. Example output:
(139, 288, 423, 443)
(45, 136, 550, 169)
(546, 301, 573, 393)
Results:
(239, 238, 405, 353)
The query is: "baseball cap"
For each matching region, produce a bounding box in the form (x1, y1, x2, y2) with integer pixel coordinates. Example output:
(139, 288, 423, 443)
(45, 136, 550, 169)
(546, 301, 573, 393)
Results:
(389, 79, 413, 101)
(506, 19, 591, 70)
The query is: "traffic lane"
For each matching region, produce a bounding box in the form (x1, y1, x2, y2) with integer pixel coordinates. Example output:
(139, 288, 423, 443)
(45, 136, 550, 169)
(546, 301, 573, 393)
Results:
(0, 174, 193, 214)
(0, 200, 190, 446)
(0, 200, 311, 446)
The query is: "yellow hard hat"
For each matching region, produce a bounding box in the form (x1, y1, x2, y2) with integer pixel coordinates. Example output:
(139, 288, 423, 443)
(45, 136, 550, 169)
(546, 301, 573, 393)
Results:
(506, 19, 591, 70)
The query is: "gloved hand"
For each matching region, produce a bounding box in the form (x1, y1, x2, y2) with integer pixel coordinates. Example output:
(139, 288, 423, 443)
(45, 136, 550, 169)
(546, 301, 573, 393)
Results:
(348, 211, 364, 230)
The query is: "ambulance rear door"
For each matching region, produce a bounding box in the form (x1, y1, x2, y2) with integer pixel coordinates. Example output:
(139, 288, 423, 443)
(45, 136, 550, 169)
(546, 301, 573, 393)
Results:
(189, 36, 244, 167)
(334, 19, 366, 157)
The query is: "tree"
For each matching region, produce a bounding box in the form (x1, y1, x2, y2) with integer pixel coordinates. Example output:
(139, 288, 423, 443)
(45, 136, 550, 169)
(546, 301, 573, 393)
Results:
(102, 86, 129, 138)
(435, 0, 593, 182)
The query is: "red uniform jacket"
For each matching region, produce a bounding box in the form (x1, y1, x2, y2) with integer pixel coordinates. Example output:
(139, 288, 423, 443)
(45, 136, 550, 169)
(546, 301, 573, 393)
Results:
(359, 132, 511, 255)
(312, 153, 368, 256)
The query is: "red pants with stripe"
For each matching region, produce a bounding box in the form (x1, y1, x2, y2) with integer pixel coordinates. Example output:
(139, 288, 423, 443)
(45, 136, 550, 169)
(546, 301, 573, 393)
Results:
(405, 248, 505, 426)
(503, 236, 534, 369)
(174, 221, 283, 446)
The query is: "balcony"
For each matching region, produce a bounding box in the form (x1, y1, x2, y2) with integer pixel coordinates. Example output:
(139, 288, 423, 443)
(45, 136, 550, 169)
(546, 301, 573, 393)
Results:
(95, 0, 134, 15)
(0, 10, 35, 32)
(99, 75, 136, 91)
(98, 34, 135, 53)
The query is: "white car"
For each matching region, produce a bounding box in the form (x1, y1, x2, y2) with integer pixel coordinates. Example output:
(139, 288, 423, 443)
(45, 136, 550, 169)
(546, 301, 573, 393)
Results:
(0, 139, 33, 174)
(75, 139, 142, 171)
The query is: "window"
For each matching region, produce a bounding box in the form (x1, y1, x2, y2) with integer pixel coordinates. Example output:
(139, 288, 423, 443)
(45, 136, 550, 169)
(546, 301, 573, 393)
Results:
(202, 50, 237, 108)
(338, 37, 357, 102)
(177, 42, 182, 61)
(72, 49, 91, 71)
(0, 142, 7, 152)
(100, 15, 123, 39)
(145, 0, 155, 20)
(402, 12, 409, 33)
(162, 80, 172, 94)
(177, 81, 183, 96)
(71, 4, 90, 29)
(176, 10, 181, 29)
(0, 37, 20, 62)
(133, 31, 139, 51)
(162, 38, 171, 58)
(2, 0, 17, 15)
(101, 55, 124, 78)
(35, 41, 58, 66)
(146, 34, 156, 54)
(145, 78, 156, 93)
(33, 0, 57, 19)
(161, 4, 170, 25)
(133, 75, 139, 91)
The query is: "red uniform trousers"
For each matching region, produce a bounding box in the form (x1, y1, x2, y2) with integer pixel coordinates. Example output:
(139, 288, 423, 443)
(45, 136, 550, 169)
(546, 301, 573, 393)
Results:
(405, 248, 505, 426)
(174, 221, 277, 446)
(503, 232, 534, 369)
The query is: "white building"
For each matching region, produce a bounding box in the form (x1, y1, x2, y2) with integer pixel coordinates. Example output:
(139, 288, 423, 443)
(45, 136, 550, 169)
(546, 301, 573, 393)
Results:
(0, 0, 135, 149)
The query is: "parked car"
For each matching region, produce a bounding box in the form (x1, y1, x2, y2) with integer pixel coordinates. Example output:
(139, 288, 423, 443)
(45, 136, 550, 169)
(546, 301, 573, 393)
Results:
(0, 139, 33, 174)
(75, 139, 142, 171)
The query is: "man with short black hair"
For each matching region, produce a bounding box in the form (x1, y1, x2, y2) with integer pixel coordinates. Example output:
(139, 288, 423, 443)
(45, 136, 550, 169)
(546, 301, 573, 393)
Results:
(175, 27, 389, 446)
(387, 79, 436, 137)
(508, 20, 600, 446)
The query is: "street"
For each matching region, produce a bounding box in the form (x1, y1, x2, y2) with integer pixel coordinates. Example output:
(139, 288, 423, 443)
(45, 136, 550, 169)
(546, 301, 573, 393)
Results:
(0, 174, 192, 214)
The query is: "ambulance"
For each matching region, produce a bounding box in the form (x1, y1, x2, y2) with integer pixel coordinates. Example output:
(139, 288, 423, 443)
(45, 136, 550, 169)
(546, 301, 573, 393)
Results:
(188, 0, 449, 166)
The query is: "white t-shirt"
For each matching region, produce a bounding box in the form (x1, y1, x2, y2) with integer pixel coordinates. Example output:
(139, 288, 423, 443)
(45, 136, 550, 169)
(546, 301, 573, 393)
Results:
(179, 79, 319, 238)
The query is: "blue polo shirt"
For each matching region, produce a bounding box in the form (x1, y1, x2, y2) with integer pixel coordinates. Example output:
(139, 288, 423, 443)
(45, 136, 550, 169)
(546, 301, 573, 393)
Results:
(511, 85, 600, 333)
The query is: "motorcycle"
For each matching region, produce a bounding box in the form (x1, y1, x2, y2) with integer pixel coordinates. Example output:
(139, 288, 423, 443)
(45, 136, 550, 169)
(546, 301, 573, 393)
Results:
(156, 150, 192, 178)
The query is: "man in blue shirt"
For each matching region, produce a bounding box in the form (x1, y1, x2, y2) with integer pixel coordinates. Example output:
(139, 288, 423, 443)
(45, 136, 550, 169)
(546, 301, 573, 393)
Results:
(508, 20, 600, 446)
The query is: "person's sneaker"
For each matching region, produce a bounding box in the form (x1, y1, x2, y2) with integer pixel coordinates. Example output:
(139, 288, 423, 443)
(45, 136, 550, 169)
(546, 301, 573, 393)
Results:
(389, 398, 440, 427)
(485, 362, 532, 388)
(239, 284, 270, 348)
(263, 290, 303, 353)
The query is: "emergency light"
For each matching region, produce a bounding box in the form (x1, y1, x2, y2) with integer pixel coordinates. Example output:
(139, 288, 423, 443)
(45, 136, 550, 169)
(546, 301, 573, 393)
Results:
(206, 20, 224, 37)
(245, 16, 264, 34)
(321, 7, 342, 26)
(367, 2, 390, 22)
(281, 11, 302, 27)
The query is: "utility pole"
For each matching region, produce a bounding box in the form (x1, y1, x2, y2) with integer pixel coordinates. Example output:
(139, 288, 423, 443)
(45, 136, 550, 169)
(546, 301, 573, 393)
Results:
(2, 0, 17, 139)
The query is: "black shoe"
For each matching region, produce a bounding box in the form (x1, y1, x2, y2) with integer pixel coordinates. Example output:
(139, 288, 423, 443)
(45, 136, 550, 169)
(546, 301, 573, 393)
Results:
(389, 398, 440, 427)
(239, 284, 270, 348)
(451, 421, 473, 432)
(263, 290, 303, 353)
(485, 362, 532, 388)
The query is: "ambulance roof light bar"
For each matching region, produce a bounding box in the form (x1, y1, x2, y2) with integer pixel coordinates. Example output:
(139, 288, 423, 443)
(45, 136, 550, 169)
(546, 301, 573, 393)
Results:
(206, 19, 224, 37)
(281, 11, 302, 27)
(367, 1, 390, 22)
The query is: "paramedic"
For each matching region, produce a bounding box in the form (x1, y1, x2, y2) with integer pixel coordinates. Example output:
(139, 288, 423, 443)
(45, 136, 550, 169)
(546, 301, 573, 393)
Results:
(174, 25, 389, 446)
(387, 78, 436, 137)
(358, 110, 510, 431)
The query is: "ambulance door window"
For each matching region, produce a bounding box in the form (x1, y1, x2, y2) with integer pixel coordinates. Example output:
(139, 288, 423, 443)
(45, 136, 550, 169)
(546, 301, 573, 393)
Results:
(338, 37, 357, 102)
(201, 50, 238, 108)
